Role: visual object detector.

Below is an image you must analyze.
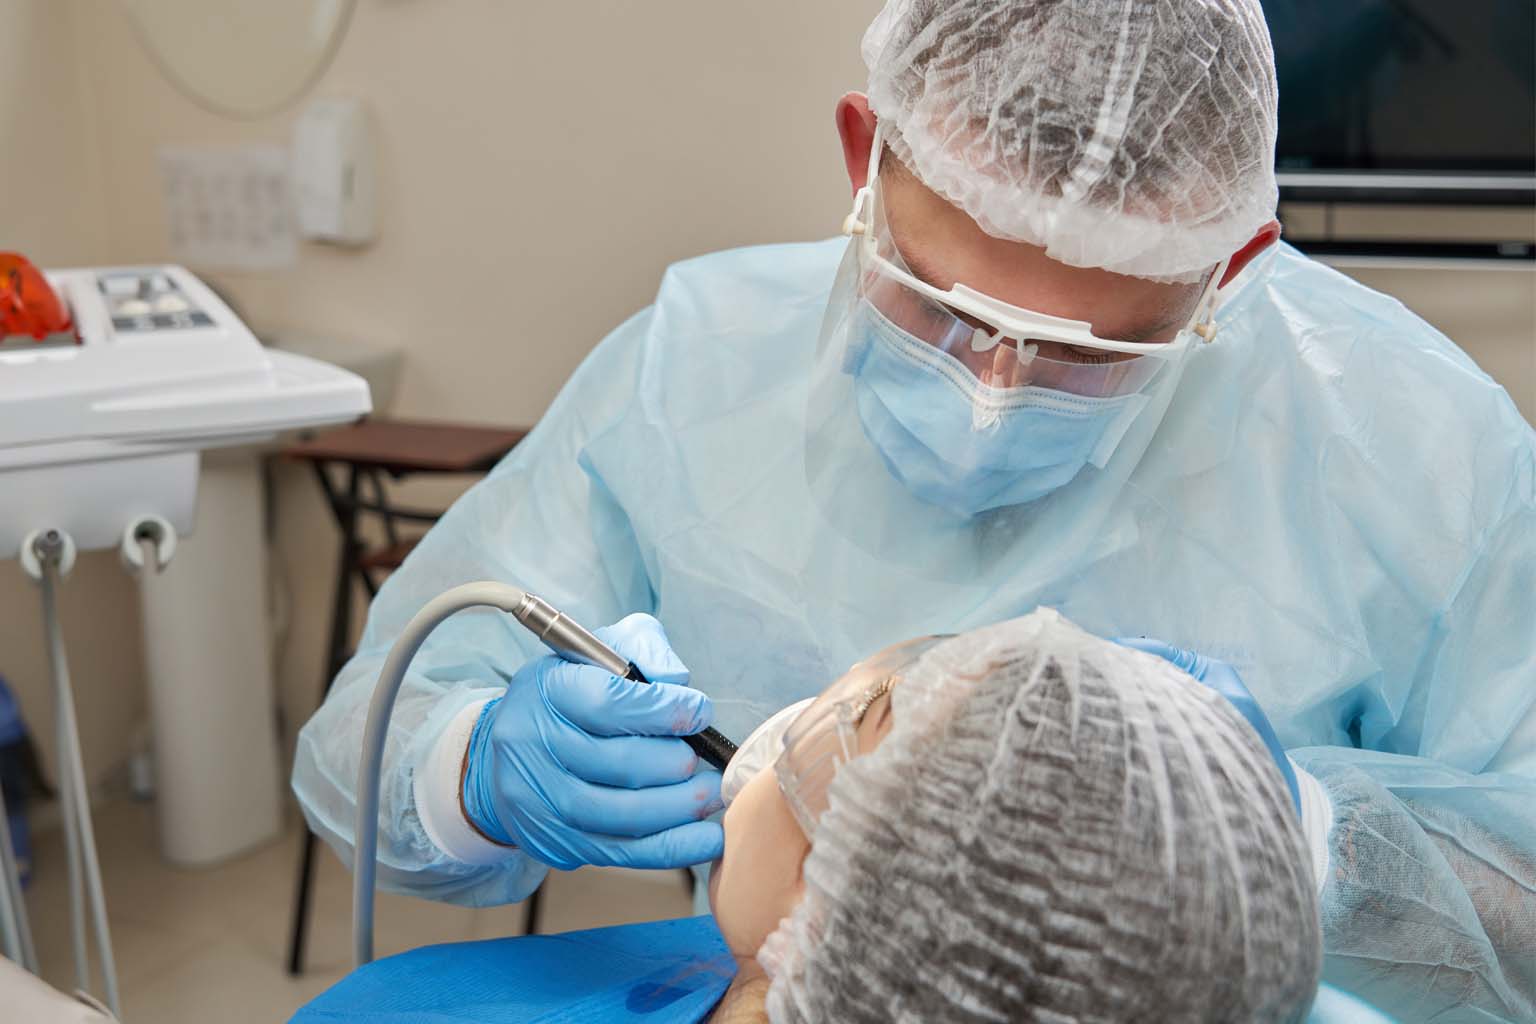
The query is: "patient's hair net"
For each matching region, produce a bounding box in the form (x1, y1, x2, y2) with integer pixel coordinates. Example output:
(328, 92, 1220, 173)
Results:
(758, 608, 1321, 1023)
(861, 0, 1279, 281)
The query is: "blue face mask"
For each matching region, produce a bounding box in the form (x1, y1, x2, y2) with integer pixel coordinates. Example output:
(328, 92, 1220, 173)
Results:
(847, 302, 1151, 517)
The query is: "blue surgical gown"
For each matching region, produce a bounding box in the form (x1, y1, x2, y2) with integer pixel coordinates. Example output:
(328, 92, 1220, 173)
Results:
(294, 241, 1536, 1022)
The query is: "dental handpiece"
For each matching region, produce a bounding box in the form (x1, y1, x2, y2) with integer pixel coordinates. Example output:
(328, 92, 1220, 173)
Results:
(510, 593, 738, 771)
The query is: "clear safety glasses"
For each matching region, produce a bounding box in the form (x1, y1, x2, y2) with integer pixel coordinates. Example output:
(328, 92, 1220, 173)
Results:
(842, 126, 1226, 399)
(773, 635, 951, 840)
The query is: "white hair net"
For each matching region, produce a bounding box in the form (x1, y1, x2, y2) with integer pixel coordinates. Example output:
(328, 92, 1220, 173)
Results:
(861, 0, 1279, 281)
(758, 608, 1321, 1022)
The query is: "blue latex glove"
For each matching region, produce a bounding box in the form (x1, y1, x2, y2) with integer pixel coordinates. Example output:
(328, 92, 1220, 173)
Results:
(462, 613, 724, 870)
(1115, 638, 1300, 812)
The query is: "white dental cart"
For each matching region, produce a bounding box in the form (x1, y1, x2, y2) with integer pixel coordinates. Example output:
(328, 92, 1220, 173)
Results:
(0, 264, 371, 1017)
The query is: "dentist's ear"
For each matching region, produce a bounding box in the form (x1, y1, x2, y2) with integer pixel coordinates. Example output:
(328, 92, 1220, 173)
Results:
(1219, 221, 1281, 288)
(835, 92, 879, 194)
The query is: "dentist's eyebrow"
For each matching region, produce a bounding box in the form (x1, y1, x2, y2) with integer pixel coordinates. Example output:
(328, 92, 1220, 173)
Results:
(896, 240, 952, 291)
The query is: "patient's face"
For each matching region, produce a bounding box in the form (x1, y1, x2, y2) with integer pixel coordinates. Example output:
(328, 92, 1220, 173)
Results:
(707, 658, 902, 961)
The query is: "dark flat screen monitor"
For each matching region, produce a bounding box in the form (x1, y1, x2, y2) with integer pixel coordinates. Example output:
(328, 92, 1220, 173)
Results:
(1264, 1, 1535, 203)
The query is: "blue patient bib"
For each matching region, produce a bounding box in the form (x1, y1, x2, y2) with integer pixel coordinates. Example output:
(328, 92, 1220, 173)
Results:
(291, 915, 735, 1023)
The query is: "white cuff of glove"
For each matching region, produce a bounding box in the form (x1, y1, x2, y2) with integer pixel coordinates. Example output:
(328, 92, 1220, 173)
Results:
(1288, 756, 1332, 898)
(414, 697, 516, 866)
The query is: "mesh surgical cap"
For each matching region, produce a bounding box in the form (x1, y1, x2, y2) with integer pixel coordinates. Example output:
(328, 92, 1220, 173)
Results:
(758, 608, 1321, 1023)
(861, 0, 1279, 281)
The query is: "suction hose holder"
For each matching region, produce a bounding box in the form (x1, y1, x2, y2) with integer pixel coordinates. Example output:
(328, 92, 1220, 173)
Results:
(119, 515, 177, 576)
(352, 584, 737, 967)
(19, 528, 76, 582)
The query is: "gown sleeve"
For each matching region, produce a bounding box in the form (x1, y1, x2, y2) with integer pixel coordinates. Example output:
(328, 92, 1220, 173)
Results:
(291, 309, 659, 907)
(1292, 490, 1536, 1021)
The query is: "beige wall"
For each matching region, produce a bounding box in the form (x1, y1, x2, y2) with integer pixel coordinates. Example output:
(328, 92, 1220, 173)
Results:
(73, 1, 884, 423)
(2, 1, 1532, 792)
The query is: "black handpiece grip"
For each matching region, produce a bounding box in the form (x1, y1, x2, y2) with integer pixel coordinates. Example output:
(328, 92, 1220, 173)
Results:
(623, 663, 738, 770)
(681, 727, 739, 772)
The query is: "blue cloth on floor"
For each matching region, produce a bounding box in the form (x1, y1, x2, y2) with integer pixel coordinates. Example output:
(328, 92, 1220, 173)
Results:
(290, 915, 735, 1023)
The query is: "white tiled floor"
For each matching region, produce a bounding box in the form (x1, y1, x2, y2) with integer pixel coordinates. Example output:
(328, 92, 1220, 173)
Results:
(22, 800, 694, 1022)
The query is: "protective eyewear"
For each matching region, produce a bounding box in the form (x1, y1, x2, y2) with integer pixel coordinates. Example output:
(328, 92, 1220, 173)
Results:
(841, 125, 1227, 399)
(773, 635, 951, 839)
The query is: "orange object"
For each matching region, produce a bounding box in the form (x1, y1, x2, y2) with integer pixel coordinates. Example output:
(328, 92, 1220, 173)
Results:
(0, 252, 74, 341)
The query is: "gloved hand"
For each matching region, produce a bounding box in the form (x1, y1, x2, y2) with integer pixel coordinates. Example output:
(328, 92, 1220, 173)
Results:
(1114, 638, 1299, 812)
(462, 613, 724, 870)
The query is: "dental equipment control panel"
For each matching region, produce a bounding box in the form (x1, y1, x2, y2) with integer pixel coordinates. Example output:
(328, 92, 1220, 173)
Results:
(0, 259, 371, 559)
(99, 269, 215, 333)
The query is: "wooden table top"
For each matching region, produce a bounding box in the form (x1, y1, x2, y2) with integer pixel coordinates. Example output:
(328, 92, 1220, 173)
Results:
(283, 417, 530, 474)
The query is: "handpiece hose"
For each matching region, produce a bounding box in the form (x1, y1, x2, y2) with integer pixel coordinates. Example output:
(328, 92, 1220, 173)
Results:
(355, 583, 736, 967)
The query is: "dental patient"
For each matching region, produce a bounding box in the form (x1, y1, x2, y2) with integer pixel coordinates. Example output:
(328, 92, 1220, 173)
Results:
(707, 608, 1321, 1023)
(293, 608, 1321, 1023)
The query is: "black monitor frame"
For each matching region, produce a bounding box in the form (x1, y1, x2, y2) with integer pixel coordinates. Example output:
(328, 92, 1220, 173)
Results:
(1277, 172, 1536, 207)
(1277, 172, 1536, 263)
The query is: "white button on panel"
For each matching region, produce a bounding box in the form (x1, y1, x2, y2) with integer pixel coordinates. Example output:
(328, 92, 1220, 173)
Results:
(117, 299, 152, 316)
(154, 294, 190, 314)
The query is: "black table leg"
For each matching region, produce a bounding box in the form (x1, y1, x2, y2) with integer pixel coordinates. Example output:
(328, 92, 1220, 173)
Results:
(287, 830, 319, 975)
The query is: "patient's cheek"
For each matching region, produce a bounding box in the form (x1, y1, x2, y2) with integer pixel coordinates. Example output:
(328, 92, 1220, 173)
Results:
(709, 766, 810, 959)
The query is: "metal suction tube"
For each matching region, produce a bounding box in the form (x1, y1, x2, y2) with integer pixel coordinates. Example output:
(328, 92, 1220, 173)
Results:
(32, 531, 121, 1017)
